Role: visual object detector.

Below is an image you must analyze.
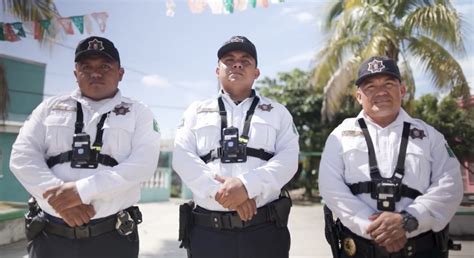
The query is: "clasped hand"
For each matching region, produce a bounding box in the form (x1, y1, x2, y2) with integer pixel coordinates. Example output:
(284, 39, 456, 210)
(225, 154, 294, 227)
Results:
(214, 175, 257, 221)
(366, 211, 407, 253)
(43, 182, 96, 227)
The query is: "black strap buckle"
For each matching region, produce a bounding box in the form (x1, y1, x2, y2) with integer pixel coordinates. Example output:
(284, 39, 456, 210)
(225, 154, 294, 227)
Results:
(74, 225, 91, 239)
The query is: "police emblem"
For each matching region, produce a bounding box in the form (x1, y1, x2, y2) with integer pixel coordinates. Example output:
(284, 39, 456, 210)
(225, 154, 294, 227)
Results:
(410, 128, 425, 139)
(258, 104, 273, 112)
(88, 38, 104, 51)
(113, 105, 130, 116)
(342, 237, 357, 256)
(367, 59, 385, 73)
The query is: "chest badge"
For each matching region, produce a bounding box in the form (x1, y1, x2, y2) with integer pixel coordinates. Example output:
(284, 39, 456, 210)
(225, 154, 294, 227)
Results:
(113, 105, 130, 116)
(410, 128, 425, 139)
(342, 237, 357, 256)
(258, 104, 273, 112)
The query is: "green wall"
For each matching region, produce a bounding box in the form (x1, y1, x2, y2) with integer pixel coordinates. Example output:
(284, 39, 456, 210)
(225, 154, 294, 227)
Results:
(0, 55, 45, 202)
(1, 55, 45, 122)
(0, 132, 28, 202)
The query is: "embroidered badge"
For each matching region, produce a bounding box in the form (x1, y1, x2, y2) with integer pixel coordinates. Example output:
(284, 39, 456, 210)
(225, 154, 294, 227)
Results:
(88, 38, 104, 51)
(52, 104, 77, 112)
(342, 130, 363, 137)
(258, 104, 273, 112)
(343, 237, 357, 256)
(410, 128, 426, 140)
(367, 59, 385, 73)
(445, 143, 455, 158)
(113, 105, 130, 116)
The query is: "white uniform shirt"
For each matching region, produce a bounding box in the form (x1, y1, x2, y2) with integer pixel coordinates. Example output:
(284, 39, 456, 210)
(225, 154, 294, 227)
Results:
(319, 109, 463, 239)
(173, 91, 299, 211)
(10, 89, 161, 218)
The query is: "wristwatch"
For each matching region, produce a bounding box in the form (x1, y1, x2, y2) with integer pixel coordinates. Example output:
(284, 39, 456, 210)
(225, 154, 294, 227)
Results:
(400, 211, 419, 233)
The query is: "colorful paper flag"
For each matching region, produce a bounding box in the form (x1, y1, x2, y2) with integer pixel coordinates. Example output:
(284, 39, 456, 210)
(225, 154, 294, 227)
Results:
(188, 0, 207, 14)
(91, 12, 108, 32)
(71, 16, 84, 34)
(11, 22, 26, 37)
(58, 17, 74, 35)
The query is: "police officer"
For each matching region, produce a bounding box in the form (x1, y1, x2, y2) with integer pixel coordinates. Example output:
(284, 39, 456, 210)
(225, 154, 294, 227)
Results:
(319, 56, 463, 258)
(10, 36, 161, 258)
(172, 36, 299, 258)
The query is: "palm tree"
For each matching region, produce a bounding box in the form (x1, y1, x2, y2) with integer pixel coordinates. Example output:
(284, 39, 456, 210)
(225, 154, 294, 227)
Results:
(0, 0, 59, 119)
(313, 0, 469, 121)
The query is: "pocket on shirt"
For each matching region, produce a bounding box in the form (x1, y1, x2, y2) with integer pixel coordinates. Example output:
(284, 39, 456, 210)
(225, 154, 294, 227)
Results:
(103, 116, 135, 155)
(341, 139, 371, 182)
(192, 116, 220, 156)
(405, 143, 432, 190)
(248, 117, 277, 152)
(44, 113, 75, 153)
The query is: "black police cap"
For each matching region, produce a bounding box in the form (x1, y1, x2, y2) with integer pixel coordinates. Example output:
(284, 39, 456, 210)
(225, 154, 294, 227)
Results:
(217, 36, 258, 66)
(355, 56, 401, 86)
(74, 36, 120, 65)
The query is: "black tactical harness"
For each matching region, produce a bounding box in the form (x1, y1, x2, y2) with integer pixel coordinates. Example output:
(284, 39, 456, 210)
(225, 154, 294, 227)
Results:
(199, 96, 274, 164)
(46, 102, 118, 168)
(347, 118, 422, 211)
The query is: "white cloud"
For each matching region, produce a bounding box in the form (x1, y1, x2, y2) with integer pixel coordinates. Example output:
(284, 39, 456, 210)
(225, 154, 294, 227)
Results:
(279, 50, 315, 65)
(141, 74, 171, 88)
(280, 6, 315, 24)
(294, 12, 314, 23)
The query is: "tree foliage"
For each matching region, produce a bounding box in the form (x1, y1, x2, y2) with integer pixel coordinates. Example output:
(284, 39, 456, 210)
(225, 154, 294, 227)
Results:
(313, 0, 470, 121)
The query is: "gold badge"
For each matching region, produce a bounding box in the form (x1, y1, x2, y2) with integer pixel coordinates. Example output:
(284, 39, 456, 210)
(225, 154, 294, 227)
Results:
(342, 237, 357, 256)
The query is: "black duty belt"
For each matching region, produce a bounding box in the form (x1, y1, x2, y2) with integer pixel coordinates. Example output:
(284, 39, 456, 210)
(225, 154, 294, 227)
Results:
(200, 147, 274, 164)
(193, 205, 273, 230)
(341, 226, 438, 257)
(44, 213, 117, 239)
(43, 206, 140, 239)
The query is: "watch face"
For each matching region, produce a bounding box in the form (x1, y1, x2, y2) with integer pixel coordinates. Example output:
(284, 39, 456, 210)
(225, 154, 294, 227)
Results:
(403, 215, 419, 232)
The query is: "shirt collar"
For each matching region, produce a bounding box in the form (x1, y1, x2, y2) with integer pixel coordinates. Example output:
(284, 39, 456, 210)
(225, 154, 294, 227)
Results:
(356, 108, 414, 129)
(70, 89, 129, 114)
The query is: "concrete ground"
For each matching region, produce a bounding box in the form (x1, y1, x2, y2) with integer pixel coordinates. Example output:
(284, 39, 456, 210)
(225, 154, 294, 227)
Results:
(0, 199, 472, 258)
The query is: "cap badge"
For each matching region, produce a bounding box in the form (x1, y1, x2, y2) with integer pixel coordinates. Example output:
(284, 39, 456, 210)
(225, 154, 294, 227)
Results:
(88, 39, 105, 51)
(229, 36, 244, 43)
(410, 128, 426, 140)
(113, 105, 130, 116)
(367, 59, 385, 73)
(258, 104, 273, 112)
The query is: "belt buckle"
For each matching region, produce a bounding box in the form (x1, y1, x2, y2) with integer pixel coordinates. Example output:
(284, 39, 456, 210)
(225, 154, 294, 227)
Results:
(74, 225, 91, 239)
(230, 215, 244, 229)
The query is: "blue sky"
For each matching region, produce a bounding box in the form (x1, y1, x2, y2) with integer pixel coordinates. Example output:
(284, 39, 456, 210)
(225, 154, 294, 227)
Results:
(1, 0, 473, 141)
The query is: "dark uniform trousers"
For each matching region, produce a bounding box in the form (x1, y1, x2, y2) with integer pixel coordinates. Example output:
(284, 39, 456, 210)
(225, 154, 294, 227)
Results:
(340, 228, 445, 258)
(188, 222, 290, 258)
(27, 228, 139, 258)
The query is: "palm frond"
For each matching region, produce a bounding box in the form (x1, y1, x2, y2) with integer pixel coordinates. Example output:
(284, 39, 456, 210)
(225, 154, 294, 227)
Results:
(407, 36, 469, 92)
(403, 3, 465, 54)
(2, 0, 59, 21)
(320, 57, 360, 122)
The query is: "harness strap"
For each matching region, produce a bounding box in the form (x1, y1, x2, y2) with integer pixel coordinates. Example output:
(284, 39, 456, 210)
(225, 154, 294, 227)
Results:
(200, 147, 274, 164)
(46, 102, 117, 168)
(348, 181, 422, 199)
